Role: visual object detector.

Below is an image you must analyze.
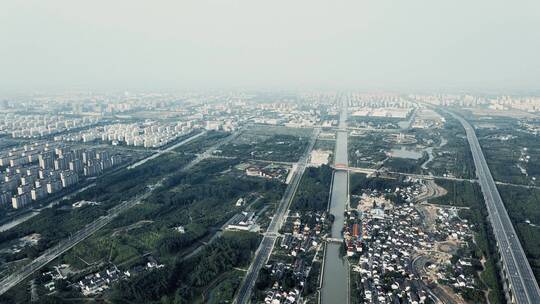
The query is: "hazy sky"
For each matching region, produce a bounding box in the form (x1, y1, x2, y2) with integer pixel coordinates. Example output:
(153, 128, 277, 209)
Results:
(2, 0, 540, 94)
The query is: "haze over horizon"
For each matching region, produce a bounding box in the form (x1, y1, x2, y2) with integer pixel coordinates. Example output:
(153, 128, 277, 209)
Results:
(2, 0, 540, 94)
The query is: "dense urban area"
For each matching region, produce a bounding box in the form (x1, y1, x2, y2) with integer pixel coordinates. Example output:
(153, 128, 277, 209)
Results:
(0, 92, 539, 304)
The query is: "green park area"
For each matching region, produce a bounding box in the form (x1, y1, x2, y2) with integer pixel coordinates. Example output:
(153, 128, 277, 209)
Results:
(218, 125, 312, 162)
(0, 132, 293, 303)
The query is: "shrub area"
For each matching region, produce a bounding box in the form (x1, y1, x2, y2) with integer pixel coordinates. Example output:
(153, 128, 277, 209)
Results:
(290, 165, 333, 211)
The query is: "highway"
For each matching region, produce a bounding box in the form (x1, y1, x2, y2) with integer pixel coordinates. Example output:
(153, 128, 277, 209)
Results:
(0, 194, 149, 295)
(182, 128, 244, 172)
(450, 111, 540, 304)
(0, 131, 238, 296)
(0, 183, 96, 233)
(233, 127, 320, 304)
(128, 130, 206, 169)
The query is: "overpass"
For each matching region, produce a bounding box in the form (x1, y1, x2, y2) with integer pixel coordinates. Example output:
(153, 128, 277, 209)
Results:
(339, 165, 476, 183)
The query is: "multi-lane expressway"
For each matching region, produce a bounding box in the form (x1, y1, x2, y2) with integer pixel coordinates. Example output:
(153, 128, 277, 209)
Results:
(0, 130, 237, 296)
(233, 127, 320, 304)
(128, 130, 207, 169)
(0, 195, 148, 295)
(450, 111, 540, 304)
(182, 128, 244, 172)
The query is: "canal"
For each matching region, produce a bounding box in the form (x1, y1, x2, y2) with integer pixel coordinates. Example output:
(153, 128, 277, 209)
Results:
(321, 97, 349, 304)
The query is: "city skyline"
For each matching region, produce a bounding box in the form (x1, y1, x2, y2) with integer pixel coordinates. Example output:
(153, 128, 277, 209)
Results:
(2, 1, 540, 303)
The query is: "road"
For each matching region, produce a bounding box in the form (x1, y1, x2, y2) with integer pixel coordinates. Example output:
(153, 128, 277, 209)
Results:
(0, 131, 239, 296)
(409, 178, 458, 304)
(449, 111, 540, 304)
(0, 183, 96, 233)
(0, 131, 211, 234)
(180, 198, 264, 262)
(414, 179, 447, 204)
(410, 255, 456, 304)
(233, 127, 320, 304)
(343, 166, 540, 191)
(0, 211, 39, 233)
(343, 166, 476, 183)
(0, 194, 149, 295)
(128, 130, 206, 169)
(182, 129, 244, 172)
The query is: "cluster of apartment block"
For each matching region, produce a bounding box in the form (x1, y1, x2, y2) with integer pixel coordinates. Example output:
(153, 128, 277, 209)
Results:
(57, 121, 194, 148)
(0, 114, 99, 138)
(0, 143, 123, 209)
(410, 94, 540, 112)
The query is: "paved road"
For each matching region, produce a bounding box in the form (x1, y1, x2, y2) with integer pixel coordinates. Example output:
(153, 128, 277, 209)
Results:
(182, 129, 243, 172)
(414, 179, 446, 204)
(0, 183, 96, 233)
(409, 178, 459, 304)
(0, 195, 148, 295)
(450, 111, 540, 304)
(128, 130, 206, 169)
(344, 165, 540, 191)
(233, 127, 320, 304)
(410, 255, 455, 304)
(0, 132, 238, 296)
(344, 166, 475, 183)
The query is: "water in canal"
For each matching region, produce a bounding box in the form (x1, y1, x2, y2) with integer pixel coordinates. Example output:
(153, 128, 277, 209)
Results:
(321, 100, 349, 303)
